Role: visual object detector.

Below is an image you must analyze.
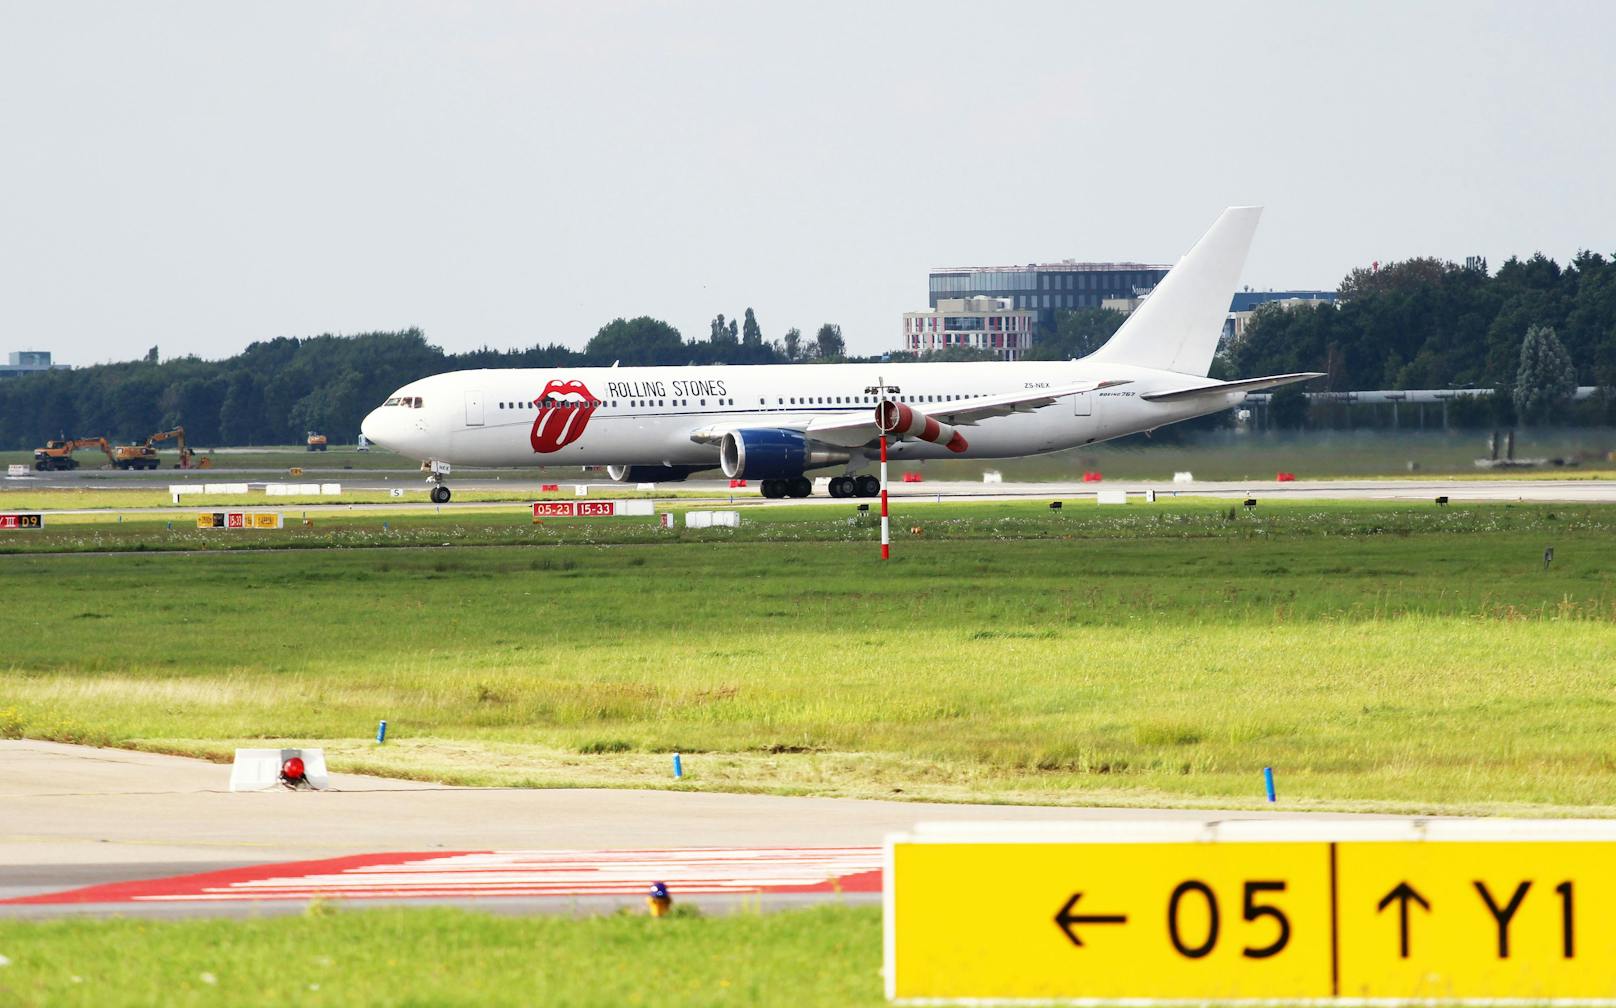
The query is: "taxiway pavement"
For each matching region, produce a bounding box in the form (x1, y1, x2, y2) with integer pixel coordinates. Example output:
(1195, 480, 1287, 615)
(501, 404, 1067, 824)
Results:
(2, 740, 1396, 919)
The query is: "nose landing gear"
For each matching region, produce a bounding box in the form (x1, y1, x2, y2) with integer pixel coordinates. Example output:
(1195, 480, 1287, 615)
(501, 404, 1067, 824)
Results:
(423, 460, 452, 504)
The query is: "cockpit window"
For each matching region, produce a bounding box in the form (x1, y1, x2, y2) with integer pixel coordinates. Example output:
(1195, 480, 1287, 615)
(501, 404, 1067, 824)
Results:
(383, 396, 424, 408)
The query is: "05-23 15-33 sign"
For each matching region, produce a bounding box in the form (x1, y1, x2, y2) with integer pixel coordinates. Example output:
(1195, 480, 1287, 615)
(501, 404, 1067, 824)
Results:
(531, 500, 655, 520)
(885, 819, 1616, 1004)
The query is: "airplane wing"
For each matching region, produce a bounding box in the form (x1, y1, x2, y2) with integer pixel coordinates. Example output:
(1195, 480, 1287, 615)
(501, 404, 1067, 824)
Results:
(1140, 372, 1324, 403)
(801, 379, 1133, 448)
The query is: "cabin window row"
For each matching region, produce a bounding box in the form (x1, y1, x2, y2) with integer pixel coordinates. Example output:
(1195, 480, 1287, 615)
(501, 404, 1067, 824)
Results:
(493, 399, 741, 410)
(491, 394, 984, 411)
(767, 394, 982, 405)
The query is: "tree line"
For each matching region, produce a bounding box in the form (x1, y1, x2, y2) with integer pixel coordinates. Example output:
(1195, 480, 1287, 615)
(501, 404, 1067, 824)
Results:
(6, 249, 1613, 450)
(0, 312, 850, 449)
(1223, 252, 1616, 427)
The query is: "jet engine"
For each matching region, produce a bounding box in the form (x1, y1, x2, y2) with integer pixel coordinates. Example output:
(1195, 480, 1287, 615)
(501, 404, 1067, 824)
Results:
(875, 401, 969, 453)
(607, 464, 708, 483)
(719, 429, 849, 479)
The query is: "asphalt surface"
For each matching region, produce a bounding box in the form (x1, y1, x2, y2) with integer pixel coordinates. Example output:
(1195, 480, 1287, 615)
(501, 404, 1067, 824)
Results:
(11, 472, 1616, 514)
(1, 740, 1395, 919)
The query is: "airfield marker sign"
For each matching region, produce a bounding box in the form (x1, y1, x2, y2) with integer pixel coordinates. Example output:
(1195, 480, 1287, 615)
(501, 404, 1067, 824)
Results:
(531, 500, 654, 520)
(195, 512, 282, 530)
(886, 821, 1616, 1004)
(0, 513, 43, 529)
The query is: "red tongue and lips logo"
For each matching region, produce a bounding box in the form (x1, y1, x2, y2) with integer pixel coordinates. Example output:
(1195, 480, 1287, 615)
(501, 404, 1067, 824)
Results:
(530, 379, 598, 453)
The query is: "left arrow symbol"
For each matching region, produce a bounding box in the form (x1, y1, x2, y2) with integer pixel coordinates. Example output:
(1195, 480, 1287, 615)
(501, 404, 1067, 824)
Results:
(1055, 892, 1128, 947)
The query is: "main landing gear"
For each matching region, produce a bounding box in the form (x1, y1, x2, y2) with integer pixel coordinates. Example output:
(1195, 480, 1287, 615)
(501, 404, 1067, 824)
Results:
(759, 477, 812, 499)
(827, 475, 880, 499)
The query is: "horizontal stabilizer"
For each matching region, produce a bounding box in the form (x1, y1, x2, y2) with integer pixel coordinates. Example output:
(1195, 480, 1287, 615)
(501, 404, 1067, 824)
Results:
(1141, 372, 1325, 403)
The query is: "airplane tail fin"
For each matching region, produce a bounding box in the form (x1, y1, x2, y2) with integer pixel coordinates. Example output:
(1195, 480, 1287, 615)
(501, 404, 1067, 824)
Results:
(1086, 206, 1262, 377)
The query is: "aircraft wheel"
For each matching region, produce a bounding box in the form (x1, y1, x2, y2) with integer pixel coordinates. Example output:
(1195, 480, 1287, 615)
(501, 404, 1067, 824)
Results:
(431, 485, 451, 504)
(759, 479, 782, 499)
(788, 476, 812, 498)
(828, 476, 851, 498)
(855, 475, 881, 497)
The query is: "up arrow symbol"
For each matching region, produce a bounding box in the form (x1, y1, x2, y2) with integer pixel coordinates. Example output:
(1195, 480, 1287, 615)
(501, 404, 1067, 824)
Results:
(1054, 892, 1128, 947)
(1377, 881, 1432, 958)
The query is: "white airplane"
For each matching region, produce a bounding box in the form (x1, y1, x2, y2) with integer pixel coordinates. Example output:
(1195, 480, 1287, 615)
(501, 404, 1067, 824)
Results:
(362, 206, 1321, 502)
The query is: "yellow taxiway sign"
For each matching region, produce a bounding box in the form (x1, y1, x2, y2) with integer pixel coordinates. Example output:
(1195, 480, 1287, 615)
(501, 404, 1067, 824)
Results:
(886, 821, 1616, 1003)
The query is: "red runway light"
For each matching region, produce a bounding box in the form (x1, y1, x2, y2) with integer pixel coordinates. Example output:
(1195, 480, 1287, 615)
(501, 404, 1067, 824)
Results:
(281, 757, 306, 786)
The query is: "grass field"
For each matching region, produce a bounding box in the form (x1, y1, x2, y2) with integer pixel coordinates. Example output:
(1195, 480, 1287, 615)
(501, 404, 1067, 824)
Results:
(0, 905, 881, 1007)
(4, 499, 1614, 813)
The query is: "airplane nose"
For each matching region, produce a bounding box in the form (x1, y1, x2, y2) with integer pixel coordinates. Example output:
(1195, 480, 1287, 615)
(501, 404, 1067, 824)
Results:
(360, 409, 386, 449)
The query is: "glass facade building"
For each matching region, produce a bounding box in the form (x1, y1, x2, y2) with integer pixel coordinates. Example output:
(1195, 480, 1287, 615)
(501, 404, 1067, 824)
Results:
(928, 262, 1172, 330)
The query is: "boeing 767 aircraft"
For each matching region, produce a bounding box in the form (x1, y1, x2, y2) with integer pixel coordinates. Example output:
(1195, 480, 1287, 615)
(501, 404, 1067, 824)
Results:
(362, 207, 1321, 502)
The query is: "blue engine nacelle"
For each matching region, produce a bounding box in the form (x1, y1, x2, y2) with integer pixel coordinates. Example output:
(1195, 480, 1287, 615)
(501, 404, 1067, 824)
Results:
(607, 464, 707, 483)
(720, 428, 806, 480)
(720, 429, 849, 479)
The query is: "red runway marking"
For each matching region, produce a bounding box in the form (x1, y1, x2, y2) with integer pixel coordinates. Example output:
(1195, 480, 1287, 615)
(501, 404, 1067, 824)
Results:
(5, 847, 884, 905)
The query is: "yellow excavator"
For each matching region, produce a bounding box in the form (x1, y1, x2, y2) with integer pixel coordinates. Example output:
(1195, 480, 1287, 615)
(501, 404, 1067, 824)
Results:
(33, 436, 116, 471)
(111, 427, 211, 470)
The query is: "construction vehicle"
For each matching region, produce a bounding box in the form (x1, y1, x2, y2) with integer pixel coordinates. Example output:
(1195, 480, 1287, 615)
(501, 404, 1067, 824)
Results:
(33, 437, 116, 471)
(306, 432, 328, 452)
(111, 427, 210, 470)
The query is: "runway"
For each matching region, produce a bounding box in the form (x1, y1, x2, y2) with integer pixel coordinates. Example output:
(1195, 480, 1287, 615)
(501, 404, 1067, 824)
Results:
(1, 740, 1396, 919)
(11, 474, 1616, 520)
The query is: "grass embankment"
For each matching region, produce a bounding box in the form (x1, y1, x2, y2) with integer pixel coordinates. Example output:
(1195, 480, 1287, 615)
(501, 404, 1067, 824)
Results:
(0, 446, 415, 472)
(4, 501, 1614, 813)
(0, 905, 881, 1008)
(8, 427, 1615, 481)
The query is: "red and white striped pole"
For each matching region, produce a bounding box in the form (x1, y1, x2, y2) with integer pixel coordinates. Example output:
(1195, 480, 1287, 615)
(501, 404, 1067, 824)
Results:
(869, 376, 897, 561)
(879, 426, 889, 560)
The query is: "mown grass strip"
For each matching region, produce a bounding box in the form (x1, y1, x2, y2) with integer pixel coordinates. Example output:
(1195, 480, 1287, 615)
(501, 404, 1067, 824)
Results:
(0, 905, 883, 1008)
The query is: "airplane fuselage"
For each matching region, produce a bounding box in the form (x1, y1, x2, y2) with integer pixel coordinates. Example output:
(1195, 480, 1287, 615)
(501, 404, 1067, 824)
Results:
(361, 360, 1240, 471)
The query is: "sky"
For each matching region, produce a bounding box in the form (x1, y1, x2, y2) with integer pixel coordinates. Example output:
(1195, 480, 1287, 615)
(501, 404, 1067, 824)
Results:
(2, 0, 1613, 364)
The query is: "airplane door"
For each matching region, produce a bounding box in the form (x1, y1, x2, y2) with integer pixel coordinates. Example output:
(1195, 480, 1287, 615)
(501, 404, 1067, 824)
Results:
(1072, 392, 1092, 416)
(464, 390, 485, 426)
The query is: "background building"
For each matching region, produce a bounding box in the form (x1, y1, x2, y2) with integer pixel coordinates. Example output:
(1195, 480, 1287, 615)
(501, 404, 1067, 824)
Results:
(929, 261, 1172, 331)
(914, 260, 1339, 360)
(1223, 290, 1337, 344)
(1, 350, 69, 379)
(903, 297, 1037, 360)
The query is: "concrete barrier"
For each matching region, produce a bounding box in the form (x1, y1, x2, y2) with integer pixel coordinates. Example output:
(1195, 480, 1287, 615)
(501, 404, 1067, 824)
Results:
(686, 509, 740, 528)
